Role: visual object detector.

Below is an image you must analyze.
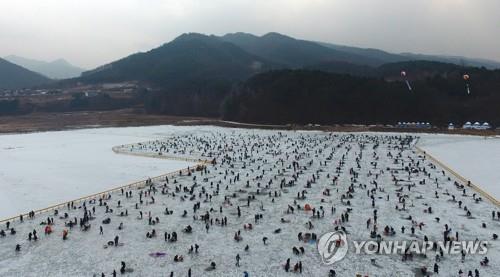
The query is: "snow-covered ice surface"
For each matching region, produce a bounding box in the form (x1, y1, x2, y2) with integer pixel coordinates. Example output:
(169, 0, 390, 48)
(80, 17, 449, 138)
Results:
(0, 128, 499, 277)
(0, 127, 195, 219)
(418, 135, 500, 201)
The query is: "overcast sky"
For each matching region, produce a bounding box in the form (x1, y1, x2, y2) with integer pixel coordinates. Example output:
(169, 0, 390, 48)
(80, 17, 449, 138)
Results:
(1, 0, 499, 69)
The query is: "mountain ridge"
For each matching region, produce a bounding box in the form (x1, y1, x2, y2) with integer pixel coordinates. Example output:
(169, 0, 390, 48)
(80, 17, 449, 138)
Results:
(4, 55, 85, 79)
(220, 32, 385, 67)
(77, 32, 500, 87)
(78, 32, 279, 87)
(0, 58, 52, 89)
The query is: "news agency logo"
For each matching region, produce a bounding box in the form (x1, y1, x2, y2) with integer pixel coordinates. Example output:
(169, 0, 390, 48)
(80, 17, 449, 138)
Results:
(317, 230, 488, 265)
(317, 230, 348, 265)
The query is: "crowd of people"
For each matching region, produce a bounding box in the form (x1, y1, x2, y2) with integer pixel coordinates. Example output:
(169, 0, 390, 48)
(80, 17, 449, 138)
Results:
(0, 130, 498, 276)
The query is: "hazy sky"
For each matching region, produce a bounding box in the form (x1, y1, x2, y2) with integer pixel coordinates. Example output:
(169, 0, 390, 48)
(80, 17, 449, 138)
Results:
(1, 0, 499, 69)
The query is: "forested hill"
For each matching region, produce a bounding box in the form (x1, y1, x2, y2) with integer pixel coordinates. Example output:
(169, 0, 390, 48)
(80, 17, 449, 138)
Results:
(77, 32, 500, 88)
(307, 60, 473, 80)
(78, 33, 278, 88)
(220, 32, 384, 67)
(221, 69, 500, 126)
(0, 58, 52, 89)
(6, 32, 500, 127)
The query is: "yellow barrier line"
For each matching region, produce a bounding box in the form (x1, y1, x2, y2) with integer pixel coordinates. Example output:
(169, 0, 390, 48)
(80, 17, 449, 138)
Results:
(415, 146, 500, 207)
(0, 146, 211, 224)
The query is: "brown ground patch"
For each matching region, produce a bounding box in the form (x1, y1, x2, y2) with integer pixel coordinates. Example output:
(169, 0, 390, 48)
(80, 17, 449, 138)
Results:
(0, 109, 211, 133)
(0, 109, 497, 136)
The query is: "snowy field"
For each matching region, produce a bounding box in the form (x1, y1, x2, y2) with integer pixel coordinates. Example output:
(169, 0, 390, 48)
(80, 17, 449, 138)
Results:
(418, 135, 500, 201)
(0, 128, 499, 277)
(0, 127, 196, 219)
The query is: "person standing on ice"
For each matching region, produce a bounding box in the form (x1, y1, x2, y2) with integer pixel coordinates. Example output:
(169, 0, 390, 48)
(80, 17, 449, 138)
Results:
(120, 261, 126, 274)
(284, 258, 290, 272)
(236, 254, 241, 267)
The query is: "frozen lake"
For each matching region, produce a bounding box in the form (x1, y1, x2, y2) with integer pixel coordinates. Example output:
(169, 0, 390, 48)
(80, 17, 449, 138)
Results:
(1, 129, 498, 277)
(1, 127, 498, 221)
(2, 127, 499, 221)
(0, 126, 197, 220)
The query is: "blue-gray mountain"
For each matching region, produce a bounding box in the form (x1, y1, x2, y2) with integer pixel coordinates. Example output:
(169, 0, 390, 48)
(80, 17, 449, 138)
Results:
(4, 55, 85, 79)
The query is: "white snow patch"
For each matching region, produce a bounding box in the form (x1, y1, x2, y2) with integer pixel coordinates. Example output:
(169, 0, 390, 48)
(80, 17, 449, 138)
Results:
(419, 135, 500, 201)
(0, 127, 196, 219)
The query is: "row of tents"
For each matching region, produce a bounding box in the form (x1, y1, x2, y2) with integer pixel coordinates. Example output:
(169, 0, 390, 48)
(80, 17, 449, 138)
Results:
(396, 122, 493, 130)
(448, 122, 492, 130)
(396, 122, 432, 128)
